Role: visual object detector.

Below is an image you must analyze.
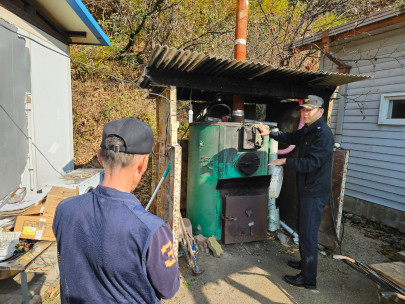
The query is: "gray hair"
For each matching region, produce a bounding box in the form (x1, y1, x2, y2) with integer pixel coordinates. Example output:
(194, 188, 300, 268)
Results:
(100, 135, 142, 172)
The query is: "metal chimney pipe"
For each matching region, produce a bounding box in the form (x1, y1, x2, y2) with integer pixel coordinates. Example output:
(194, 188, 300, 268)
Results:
(233, 0, 249, 112)
(234, 0, 248, 61)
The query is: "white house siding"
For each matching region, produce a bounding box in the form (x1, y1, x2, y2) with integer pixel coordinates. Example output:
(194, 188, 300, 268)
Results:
(0, 7, 74, 195)
(322, 27, 405, 212)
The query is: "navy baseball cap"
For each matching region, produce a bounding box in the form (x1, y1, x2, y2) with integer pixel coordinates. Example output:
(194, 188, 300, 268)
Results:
(297, 95, 324, 111)
(100, 117, 154, 154)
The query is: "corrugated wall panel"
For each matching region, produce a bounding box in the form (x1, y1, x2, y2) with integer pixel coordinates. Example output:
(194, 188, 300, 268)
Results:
(342, 122, 405, 132)
(346, 176, 405, 196)
(342, 129, 405, 140)
(349, 150, 404, 164)
(342, 136, 405, 148)
(342, 143, 405, 156)
(325, 25, 405, 211)
(349, 169, 405, 188)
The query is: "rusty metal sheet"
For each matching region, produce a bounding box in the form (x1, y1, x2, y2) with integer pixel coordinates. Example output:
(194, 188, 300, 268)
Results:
(222, 195, 268, 244)
(318, 148, 349, 249)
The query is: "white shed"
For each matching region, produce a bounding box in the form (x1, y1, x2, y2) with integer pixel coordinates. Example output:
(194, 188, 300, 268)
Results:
(0, 0, 109, 200)
(294, 7, 405, 232)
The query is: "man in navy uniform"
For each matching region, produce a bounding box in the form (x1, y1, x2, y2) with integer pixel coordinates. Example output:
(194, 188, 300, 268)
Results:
(258, 95, 334, 289)
(53, 117, 180, 303)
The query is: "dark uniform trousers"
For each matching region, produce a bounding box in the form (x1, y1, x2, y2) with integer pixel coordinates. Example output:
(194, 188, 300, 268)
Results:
(298, 194, 330, 285)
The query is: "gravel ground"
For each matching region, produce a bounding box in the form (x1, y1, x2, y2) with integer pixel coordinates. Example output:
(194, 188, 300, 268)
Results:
(1, 217, 403, 304)
(163, 220, 402, 304)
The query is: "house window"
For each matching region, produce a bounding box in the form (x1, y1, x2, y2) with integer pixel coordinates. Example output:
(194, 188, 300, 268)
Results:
(378, 94, 405, 125)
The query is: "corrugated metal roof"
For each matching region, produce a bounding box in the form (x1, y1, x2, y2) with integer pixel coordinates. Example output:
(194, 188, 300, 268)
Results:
(138, 45, 371, 94)
(294, 6, 405, 48)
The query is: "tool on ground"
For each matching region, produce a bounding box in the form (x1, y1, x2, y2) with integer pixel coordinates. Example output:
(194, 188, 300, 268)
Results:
(180, 217, 205, 276)
(333, 255, 405, 298)
(145, 163, 170, 212)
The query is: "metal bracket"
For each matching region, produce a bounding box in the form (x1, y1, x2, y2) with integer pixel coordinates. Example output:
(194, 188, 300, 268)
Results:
(222, 215, 237, 221)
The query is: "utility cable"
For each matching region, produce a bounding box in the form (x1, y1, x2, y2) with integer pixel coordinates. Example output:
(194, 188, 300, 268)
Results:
(0, 23, 171, 104)
(0, 22, 176, 176)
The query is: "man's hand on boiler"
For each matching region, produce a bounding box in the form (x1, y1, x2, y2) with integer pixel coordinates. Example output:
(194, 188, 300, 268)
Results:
(257, 122, 270, 136)
(268, 158, 286, 166)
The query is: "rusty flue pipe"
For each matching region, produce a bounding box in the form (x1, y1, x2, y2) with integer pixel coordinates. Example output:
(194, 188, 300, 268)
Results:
(233, 0, 249, 112)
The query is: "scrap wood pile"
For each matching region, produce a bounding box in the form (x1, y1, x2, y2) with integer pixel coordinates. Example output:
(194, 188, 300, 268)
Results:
(0, 186, 79, 262)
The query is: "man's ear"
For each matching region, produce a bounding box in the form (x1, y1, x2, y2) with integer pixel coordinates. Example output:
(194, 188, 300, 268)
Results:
(138, 155, 149, 173)
(319, 108, 324, 116)
(97, 149, 104, 167)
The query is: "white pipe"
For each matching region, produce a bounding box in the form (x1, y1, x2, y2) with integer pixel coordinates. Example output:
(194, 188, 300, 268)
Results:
(188, 104, 193, 123)
(245, 119, 277, 127)
(280, 221, 299, 245)
(268, 128, 280, 232)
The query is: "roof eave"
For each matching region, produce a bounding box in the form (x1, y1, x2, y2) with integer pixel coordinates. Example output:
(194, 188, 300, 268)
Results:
(66, 0, 110, 46)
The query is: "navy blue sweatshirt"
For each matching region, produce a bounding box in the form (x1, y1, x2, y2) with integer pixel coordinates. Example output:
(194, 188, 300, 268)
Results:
(270, 117, 334, 197)
(53, 185, 180, 304)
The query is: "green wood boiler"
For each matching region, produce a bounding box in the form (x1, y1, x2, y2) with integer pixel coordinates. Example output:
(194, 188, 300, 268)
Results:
(186, 122, 275, 240)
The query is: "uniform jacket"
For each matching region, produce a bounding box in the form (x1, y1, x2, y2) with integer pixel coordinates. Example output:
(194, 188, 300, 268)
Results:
(53, 185, 179, 304)
(270, 117, 334, 197)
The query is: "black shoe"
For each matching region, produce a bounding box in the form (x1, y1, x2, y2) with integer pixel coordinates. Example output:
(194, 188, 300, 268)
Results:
(288, 260, 301, 270)
(284, 273, 316, 289)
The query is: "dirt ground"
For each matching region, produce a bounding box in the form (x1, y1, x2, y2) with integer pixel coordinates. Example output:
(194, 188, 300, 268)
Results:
(163, 220, 404, 304)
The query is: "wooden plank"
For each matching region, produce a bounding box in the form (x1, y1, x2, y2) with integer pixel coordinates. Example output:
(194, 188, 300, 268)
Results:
(169, 86, 178, 145)
(397, 251, 405, 261)
(0, 241, 53, 271)
(153, 88, 170, 219)
(168, 145, 181, 258)
(370, 262, 405, 290)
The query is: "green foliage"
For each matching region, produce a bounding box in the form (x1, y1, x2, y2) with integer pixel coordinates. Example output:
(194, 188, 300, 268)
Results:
(72, 0, 402, 167)
(366, 219, 386, 231)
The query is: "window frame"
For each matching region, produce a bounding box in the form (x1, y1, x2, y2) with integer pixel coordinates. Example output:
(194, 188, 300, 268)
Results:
(378, 93, 405, 125)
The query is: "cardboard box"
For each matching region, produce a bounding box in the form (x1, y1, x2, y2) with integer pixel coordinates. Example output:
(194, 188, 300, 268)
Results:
(43, 186, 79, 218)
(14, 216, 55, 241)
(22, 199, 46, 215)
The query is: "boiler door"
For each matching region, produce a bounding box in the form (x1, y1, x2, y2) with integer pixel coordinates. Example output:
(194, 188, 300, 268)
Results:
(236, 152, 260, 175)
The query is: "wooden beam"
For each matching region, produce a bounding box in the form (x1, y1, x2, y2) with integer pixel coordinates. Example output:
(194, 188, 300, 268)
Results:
(321, 30, 331, 54)
(145, 67, 335, 100)
(296, 13, 405, 52)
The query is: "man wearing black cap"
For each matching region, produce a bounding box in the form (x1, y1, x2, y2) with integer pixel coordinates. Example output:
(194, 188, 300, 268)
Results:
(258, 95, 334, 289)
(53, 117, 180, 303)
